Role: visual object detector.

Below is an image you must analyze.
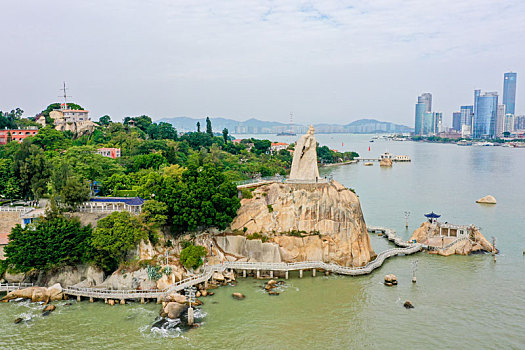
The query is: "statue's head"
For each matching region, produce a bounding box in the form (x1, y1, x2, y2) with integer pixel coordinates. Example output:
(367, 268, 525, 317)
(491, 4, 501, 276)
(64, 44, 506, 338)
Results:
(308, 125, 315, 135)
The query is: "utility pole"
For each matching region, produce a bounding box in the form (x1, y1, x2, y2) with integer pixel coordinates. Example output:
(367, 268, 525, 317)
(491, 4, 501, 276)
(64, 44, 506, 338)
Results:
(412, 259, 418, 283)
(404, 211, 410, 229)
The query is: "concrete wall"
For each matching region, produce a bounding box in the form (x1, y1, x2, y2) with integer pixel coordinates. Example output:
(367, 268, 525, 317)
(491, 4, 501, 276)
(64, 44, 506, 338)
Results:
(0, 212, 21, 236)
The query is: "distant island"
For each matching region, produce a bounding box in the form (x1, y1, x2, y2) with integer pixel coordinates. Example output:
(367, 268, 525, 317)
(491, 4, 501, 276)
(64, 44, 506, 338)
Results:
(158, 116, 413, 134)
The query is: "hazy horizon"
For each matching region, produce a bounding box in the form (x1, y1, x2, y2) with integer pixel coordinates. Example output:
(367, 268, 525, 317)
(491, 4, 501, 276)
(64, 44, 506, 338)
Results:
(1, 1, 523, 127)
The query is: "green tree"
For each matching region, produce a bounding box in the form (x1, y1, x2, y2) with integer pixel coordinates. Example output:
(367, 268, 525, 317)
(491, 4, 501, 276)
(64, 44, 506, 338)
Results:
(222, 128, 229, 143)
(91, 211, 148, 271)
(160, 161, 240, 232)
(179, 244, 207, 270)
(131, 153, 167, 172)
(0, 158, 22, 199)
(139, 200, 168, 229)
(32, 125, 71, 150)
(206, 117, 213, 137)
(0, 108, 24, 129)
(99, 115, 111, 126)
(196, 121, 201, 132)
(60, 176, 91, 210)
(59, 146, 124, 183)
(5, 216, 93, 272)
(124, 115, 152, 133)
(13, 142, 51, 199)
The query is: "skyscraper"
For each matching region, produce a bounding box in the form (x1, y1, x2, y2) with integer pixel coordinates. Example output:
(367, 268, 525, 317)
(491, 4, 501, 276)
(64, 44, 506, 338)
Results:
(473, 89, 481, 117)
(418, 93, 432, 112)
(414, 93, 432, 135)
(503, 72, 517, 115)
(496, 104, 506, 136)
(460, 105, 474, 128)
(434, 112, 443, 134)
(452, 112, 462, 131)
(415, 103, 426, 135)
(473, 91, 498, 138)
(422, 112, 435, 135)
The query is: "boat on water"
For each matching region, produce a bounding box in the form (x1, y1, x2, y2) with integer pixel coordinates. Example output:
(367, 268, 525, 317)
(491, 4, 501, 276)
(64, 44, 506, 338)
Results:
(276, 131, 296, 136)
(369, 140, 374, 142)
(457, 140, 472, 146)
(364, 162, 374, 166)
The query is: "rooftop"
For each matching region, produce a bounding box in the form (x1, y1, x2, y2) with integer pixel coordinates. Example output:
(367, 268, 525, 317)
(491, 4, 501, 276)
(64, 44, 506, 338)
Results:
(90, 197, 145, 206)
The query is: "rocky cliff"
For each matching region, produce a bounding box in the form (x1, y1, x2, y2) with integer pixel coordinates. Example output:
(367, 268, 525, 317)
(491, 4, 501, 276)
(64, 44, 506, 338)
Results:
(229, 181, 375, 266)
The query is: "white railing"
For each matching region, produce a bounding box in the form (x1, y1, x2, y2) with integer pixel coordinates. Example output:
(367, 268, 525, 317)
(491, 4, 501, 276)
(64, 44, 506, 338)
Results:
(0, 282, 34, 291)
(0, 206, 33, 213)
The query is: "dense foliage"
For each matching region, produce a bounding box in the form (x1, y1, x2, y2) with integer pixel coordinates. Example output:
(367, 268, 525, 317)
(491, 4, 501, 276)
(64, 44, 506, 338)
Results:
(90, 211, 148, 271)
(0, 103, 360, 274)
(179, 244, 207, 269)
(4, 216, 93, 272)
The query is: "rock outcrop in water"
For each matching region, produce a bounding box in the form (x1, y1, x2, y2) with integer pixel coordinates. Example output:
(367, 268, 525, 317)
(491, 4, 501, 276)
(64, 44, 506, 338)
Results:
(229, 180, 375, 266)
(410, 222, 495, 256)
(1, 283, 63, 303)
(476, 195, 497, 204)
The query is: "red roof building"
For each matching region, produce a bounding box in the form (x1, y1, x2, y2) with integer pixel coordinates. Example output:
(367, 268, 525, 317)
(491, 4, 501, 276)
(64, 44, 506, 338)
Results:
(0, 128, 38, 145)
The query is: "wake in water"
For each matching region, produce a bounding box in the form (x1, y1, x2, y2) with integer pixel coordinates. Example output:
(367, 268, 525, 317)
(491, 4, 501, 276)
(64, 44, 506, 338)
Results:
(141, 308, 208, 338)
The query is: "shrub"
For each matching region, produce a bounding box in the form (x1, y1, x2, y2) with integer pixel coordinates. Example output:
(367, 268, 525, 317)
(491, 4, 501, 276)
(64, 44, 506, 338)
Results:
(147, 265, 163, 281)
(267, 204, 273, 213)
(246, 232, 268, 243)
(114, 190, 138, 197)
(240, 188, 253, 199)
(179, 244, 207, 270)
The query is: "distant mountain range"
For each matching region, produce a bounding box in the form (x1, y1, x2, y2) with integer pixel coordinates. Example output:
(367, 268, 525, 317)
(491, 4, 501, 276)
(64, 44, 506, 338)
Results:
(158, 117, 412, 134)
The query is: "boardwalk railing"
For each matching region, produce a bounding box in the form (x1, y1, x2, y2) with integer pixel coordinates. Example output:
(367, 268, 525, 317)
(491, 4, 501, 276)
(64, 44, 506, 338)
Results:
(0, 283, 34, 292)
(427, 236, 469, 251)
(58, 225, 421, 300)
(0, 206, 34, 213)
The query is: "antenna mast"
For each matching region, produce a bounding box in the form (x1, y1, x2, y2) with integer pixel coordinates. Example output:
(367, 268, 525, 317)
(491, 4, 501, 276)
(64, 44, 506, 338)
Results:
(59, 81, 71, 110)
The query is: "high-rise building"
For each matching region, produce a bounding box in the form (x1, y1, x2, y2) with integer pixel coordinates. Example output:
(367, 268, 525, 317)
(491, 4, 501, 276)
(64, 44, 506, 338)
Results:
(434, 112, 443, 133)
(452, 112, 462, 131)
(496, 105, 506, 136)
(515, 115, 525, 130)
(473, 89, 481, 117)
(473, 91, 498, 138)
(460, 105, 474, 129)
(414, 93, 432, 135)
(503, 72, 517, 115)
(504, 114, 515, 134)
(422, 112, 435, 135)
(418, 93, 432, 112)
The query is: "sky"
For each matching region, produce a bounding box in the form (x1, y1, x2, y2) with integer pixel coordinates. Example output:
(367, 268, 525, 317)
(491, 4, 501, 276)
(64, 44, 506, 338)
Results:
(1, 0, 524, 127)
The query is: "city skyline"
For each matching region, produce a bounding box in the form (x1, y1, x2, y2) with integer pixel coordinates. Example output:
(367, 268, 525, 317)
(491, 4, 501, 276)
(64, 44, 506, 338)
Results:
(0, 1, 524, 126)
(416, 72, 520, 137)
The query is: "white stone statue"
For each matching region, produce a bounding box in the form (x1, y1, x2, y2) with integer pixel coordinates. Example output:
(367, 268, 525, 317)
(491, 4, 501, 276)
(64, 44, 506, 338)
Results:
(289, 125, 320, 181)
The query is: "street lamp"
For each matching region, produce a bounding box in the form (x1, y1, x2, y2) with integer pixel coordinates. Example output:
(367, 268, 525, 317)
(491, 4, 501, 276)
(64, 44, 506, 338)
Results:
(404, 211, 410, 228)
